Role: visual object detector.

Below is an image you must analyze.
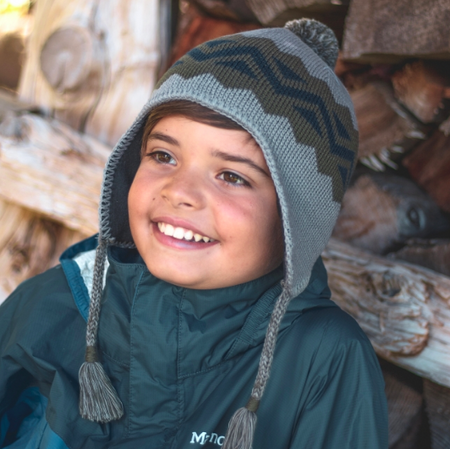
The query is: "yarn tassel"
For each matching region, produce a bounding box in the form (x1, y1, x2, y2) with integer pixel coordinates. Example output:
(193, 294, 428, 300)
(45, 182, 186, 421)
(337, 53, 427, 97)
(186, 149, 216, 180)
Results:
(79, 345, 124, 423)
(222, 397, 259, 449)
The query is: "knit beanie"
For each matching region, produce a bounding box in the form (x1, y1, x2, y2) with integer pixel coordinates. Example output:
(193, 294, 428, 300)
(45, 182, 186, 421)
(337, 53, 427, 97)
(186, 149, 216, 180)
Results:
(78, 18, 358, 449)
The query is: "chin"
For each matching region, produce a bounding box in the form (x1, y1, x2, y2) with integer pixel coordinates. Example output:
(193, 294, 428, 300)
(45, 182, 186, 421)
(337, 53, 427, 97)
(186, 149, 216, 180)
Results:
(148, 265, 204, 289)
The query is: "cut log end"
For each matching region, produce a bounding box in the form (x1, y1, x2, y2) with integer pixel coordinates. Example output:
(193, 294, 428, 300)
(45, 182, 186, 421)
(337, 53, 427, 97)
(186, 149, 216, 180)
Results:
(39, 26, 94, 93)
(392, 61, 450, 124)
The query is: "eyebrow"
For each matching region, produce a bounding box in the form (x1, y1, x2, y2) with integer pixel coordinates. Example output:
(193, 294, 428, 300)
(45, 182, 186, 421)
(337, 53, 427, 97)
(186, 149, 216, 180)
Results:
(147, 132, 180, 146)
(146, 132, 269, 177)
(212, 150, 270, 178)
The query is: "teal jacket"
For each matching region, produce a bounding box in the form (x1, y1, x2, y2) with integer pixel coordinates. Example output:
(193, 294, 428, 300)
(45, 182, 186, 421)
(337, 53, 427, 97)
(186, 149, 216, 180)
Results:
(0, 236, 388, 448)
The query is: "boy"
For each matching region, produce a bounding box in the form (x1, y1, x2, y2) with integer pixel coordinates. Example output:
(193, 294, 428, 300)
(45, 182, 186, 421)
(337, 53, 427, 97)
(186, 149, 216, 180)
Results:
(0, 19, 388, 449)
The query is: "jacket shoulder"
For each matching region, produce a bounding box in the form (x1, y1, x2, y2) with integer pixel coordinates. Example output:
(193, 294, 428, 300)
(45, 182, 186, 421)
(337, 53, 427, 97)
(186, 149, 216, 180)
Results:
(263, 307, 388, 448)
(273, 305, 384, 400)
(1, 265, 74, 316)
(287, 304, 372, 353)
(0, 265, 83, 347)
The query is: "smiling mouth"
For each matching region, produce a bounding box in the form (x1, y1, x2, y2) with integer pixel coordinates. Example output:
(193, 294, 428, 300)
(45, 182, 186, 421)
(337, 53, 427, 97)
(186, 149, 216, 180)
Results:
(157, 222, 215, 243)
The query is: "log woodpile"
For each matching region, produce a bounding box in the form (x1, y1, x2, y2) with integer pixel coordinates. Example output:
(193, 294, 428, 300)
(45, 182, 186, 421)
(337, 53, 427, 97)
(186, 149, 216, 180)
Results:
(2, 0, 450, 447)
(18, 0, 166, 146)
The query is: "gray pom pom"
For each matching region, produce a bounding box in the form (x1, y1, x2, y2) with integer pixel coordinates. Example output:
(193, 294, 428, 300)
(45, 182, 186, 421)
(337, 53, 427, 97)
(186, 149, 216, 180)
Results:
(285, 19, 339, 69)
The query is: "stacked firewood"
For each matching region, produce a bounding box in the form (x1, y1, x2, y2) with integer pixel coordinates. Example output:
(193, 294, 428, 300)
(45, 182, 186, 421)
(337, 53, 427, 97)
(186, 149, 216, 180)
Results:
(332, 1, 450, 447)
(1, 0, 450, 447)
(0, 0, 169, 300)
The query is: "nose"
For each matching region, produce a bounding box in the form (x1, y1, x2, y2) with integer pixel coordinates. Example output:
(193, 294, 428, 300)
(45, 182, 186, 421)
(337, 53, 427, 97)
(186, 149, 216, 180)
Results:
(161, 167, 205, 209)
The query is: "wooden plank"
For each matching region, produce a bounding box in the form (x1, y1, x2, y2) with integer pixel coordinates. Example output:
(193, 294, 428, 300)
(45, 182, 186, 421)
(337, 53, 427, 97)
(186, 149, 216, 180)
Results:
(323, 238, 450, 388)
(0, 112, 109, 234)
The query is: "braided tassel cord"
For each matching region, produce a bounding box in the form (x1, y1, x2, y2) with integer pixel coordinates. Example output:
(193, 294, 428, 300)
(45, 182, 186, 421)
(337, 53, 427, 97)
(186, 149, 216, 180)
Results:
(78, 239, 124, 422)
(79, 346, 124, 422)
(222, 397, 259, 449)
(222, 289, 291, 448)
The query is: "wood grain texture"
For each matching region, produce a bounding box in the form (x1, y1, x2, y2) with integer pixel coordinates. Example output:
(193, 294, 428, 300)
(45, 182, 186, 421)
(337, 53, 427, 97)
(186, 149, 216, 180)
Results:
(402, 129, 450, 213)
(350, 82, 426, 170)
(244, 0, 349, 26)
(0, 112, 109, 234)
(0, 199, 86, 304)
(18, 0, 163, 146)
(169, 9, 259, 66)
(342, 0, 450, 63)
(333, 171, 450, 254)
(384, 370, 423, 448)
(332, 174, 398, 253)
(323, 238, 450, 388)
(390, 239, 450, 278)
(423, 379, 450, 449)
(392, 61, 450, 124)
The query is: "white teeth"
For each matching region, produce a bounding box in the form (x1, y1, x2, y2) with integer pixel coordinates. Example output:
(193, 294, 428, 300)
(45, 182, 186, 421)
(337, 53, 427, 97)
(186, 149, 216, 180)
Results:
(173, 227, 185, 240)
(158, 222, 213, 242)
(164, 224, 174, 236)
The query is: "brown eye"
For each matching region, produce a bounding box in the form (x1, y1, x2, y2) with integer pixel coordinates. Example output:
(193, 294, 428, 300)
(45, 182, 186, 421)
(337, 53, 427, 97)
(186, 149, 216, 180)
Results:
(219, 171, 249, 186)
(150, 151, 176, 165)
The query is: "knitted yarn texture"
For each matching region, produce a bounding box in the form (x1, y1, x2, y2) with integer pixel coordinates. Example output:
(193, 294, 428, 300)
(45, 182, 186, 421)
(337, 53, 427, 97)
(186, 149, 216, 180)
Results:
(79, 18, 358, 449)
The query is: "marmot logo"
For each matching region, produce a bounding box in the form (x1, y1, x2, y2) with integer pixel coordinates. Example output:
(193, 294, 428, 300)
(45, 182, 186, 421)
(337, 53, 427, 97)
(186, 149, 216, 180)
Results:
(190, 431, 225, 446)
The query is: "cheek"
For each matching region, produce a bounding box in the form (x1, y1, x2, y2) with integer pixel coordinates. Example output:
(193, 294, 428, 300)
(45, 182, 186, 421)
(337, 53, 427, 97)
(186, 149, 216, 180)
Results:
(128, 178, 143, 221)
(214, 192, 281, 243)
(128, 173, 154, 233)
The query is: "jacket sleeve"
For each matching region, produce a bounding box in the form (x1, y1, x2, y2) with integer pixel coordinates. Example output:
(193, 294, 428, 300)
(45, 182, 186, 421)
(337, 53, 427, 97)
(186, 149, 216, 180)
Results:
(0, 265, 81, 448)
(0, 282, 36, 418)
(289, 310, 388, 449)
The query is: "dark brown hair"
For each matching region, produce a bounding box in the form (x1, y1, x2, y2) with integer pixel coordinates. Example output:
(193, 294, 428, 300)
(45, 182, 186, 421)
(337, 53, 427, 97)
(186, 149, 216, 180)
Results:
(141, 100, 246, 156)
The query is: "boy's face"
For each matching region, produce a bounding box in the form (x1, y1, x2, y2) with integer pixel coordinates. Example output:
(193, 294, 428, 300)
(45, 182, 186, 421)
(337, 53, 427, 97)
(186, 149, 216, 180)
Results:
(128, 115, 284, 289)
